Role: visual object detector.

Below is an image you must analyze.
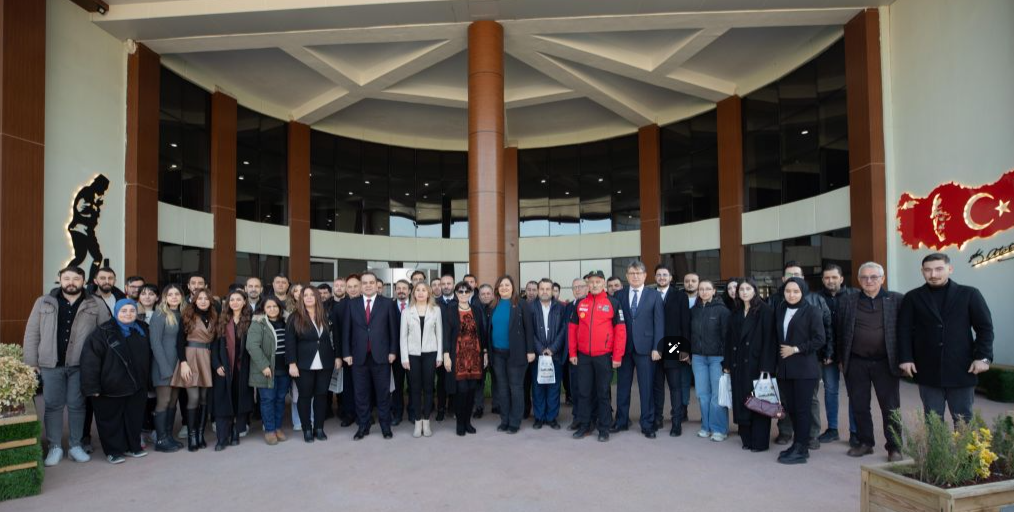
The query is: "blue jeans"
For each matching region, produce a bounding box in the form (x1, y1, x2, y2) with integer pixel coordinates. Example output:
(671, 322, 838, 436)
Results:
(691, 356, 728, 435)
(258, 374, 291, 433)
(822, 364, 856, 432)
(532, 359, 562, 422)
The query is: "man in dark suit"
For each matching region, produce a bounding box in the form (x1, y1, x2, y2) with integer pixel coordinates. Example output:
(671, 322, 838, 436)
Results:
(528, 279, 567, 430)
(434, 273, 456, 420)
(391, 279, 411, 425)
(899, 253, 994, 425)
(341, 271, 400, 440)
(651, 264, 691, 436)
(613, 261, 665, 438)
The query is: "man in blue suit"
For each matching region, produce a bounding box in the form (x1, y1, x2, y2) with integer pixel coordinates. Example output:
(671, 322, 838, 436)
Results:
(342, 271, 400, 440)
(528, 279, 568, 430)
(612, 260, 665, 438)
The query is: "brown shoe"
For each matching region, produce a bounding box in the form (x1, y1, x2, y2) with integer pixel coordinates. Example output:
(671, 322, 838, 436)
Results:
(264, 432, 278, 446)
(274, 430, 287, 442)
(887, 451, 904, 462)
(847, 444, 874, 457)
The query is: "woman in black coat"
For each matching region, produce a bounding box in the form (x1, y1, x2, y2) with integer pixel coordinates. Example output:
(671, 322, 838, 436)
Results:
(723, 279, 776, 453)
(211, 290, 255, 451)
(443, 282, 489, 436)
(774, 277, 826, 465)
(286, 286, 339, 443)
(80, 299, 152, 464)
(488, 276, 535, 434)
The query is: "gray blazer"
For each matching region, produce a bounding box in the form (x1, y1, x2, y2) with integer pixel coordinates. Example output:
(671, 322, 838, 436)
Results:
(148, 309, 181, 387)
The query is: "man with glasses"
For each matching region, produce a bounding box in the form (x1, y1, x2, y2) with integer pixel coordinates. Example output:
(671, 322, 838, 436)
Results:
(613, 261, 665, 438)
(837, 262, 904, 461)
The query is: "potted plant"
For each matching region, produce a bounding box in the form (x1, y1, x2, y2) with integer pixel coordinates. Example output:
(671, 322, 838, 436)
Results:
(861, 411, 1014, 512)
(0, 348, 43, 502)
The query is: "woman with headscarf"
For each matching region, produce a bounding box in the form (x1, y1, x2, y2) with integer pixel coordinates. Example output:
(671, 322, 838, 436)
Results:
(211, 290, 255, 451)
(774, 277, 826, 465)
(80, 299, 152, 464)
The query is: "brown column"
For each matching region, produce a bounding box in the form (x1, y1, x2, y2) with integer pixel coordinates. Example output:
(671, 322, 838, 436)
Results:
(125, 43, 161, 283)
(210, 92, 237, 294)
(845, 9, 887, 280)
(504, 146, 519, 281)
(718, 96, 745, 279)
(288, 121, 311, 283)
(467, 21, 505, 285)
(0, 0, 45, 342)
(638, 125, 661, 283)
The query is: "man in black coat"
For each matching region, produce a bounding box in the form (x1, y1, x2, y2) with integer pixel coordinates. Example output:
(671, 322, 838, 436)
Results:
(817, 264, 858, 445)
(651, 264, 691, 436)
(898, 253, 994, 425)
(342, 271, 400, 440)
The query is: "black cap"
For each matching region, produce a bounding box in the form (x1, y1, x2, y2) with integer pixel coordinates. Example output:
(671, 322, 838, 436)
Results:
(585, 270, 606, 279)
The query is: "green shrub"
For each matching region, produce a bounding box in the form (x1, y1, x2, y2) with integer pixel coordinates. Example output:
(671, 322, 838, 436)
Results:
(894, 410, 996, 487)
(991, 414, 1014, 475)
(0, 420, 40, 444)
(977, 368, 1014, 402)
(0, 460, 43, 501)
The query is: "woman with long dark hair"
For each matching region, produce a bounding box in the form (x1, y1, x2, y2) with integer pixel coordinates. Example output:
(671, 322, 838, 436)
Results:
(444, 282, 488, 436)
(489, 275, 534, 434)
(246, 296, 290, 445)
(149, 284, 185, 453)
(170, 288, 217, 451)
(774, 277, 825, 465)
(399, 281, 442, 438)
(211, 290, 254, 451)
(722, 279, 740, 311)
(723, 279, 777, 453)
(286, 286, 339, 443)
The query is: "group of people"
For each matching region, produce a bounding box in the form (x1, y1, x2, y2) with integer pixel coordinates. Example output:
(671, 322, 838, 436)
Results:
(22, 251, 993, 467)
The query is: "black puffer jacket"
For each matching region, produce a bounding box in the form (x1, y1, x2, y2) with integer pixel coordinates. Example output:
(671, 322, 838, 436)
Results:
(80, 320, 151, 398)
(690, 300, 730, 356)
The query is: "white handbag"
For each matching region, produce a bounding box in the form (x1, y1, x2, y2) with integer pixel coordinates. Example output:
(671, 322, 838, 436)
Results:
(537, 355, 556, 384)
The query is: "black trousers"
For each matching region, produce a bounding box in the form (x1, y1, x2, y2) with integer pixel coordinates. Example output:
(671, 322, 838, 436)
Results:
(562, 360, 572, 400)
(92, 390, 146, 457)
(82, 397, 94, 441)
(353, 356, 392, 430)
(524, 361, 533, 417)
(846, 356, 902, 452)
(434, 367, 448, 414)
(391, 359, 407, 421)
(408, 353, 437, 420)
(455, 380, 479, 430)
(492, 351, 527, 429)
(339, 367, 356, 420)
(739, 413, 773, 451)
(295, 369, 330, 431)
(653, 362, 685, 423)
(576, 353, 613, 433)
(782, 378, 819, 446)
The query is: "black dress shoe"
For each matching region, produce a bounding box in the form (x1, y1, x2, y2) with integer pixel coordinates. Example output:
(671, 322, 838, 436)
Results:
(382, 430, 393, 439)
(340, 418, 355, 428)
(741, 444, 751, 450)
(472, 409, 483, 419)
(303, 430, 315, 443)
(491, 406, 501, 415)
(391, 418, 402, 427)
(597, 432, 609, 442)
(214, 443, 226, 452)
(567, 422, 580, 431)
(315, 429, 328, 441)
(572, 426, 591, 439)
(230, 425, 240, 446)
(456, 428, 466, 436)
(435, 411, 445, 422)
(533, 420, 544, 430)
(496, 425, 508, 432)
(353, 428, 369, 441)
(643, 430, 657, 439)
(653, 420, 663, 431)
(465, 425, 476, 434)
(548, 420, 561, 430)
(507, 427, 519, 434)
(670, 423, 682, 437)
(609, 424, 628, 434)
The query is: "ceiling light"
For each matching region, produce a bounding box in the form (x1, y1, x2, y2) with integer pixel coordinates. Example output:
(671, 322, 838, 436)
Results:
(238, 175, 245, 180)
(564, 192, 570, 195)
(801, 130, 809, 135)
(598, 178, 604, 182)
(348, 191, 353, 195)
(365, 180, 371, 184)
(405, 193, 410, 196)
(169, 164, 178, 170)
(424, 183, 429, 186)
(242, 161, 250, 165)
(422, 195, 427, 199)
(616, 190, 622, 194)
(540, 179, 546, 184)
(169, 143, 178, 148)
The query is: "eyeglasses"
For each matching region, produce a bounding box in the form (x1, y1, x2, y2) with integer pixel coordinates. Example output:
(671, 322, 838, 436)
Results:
(455, 290, 471, 295)
(858, 275, 883, 281)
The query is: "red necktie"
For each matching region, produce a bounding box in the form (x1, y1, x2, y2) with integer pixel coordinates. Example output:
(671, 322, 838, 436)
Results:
(365, 298, 372, 353)
(400, 301, 405, 312)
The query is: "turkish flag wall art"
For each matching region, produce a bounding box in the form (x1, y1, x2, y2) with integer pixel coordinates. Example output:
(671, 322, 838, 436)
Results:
(896, 170, 1014, 250)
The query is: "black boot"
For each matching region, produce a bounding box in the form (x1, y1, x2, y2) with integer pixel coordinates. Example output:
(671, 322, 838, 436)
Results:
(166, 408, 183, 450)
(196, 405, 208, 449)
(215, 419, 230, 452)
(303, 428, 315, 443)
(186, 409, 199, 452)
(154, 411, 178, 453)
(231, 422, 240, 446)
(778, 443, 809, 465)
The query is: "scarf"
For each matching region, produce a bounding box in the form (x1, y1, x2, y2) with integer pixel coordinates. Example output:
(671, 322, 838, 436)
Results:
(114, 299, 145, 338)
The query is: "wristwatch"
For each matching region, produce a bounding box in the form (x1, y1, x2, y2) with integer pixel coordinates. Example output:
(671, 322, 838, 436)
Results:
(980, 358, 991, 365)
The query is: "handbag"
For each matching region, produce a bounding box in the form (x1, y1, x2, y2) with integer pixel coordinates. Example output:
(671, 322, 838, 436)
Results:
(537, 355, 556, 384)
(717, 373, 732, 409)
(328, 367, 344, 394)
(745, 372, 784, 419)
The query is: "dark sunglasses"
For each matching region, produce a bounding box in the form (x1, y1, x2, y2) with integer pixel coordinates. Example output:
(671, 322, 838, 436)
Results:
(455, 289, 472, 295)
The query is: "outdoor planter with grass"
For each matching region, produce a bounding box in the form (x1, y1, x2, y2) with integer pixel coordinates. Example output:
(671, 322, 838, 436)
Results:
(0, 344, 43, 502)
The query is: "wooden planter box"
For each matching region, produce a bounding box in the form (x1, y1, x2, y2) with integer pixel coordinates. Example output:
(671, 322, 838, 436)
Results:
(0, 399, 43, 502)
(862, 462, 1014, 512)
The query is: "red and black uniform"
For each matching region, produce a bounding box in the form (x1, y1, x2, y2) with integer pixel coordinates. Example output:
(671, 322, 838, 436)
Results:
(568, 291, 626, 433)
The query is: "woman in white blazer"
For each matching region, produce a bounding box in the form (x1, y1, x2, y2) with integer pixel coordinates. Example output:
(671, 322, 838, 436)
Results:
(400, 282, 443, 438)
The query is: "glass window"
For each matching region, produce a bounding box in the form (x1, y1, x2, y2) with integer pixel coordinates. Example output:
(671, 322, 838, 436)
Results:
(661, 109, 719, 224)
(742, 38, 849, 210)
(745, 227, 851, 299)
(660, 250, 721, 282)
(236, 106, 288, 225)
(158, 67, 211, 211)
(158, 242, 210, 289)
(235, 252, 289, 285)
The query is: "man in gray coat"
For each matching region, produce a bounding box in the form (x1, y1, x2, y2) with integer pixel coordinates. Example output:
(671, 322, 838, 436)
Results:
(23, 266, 111, 466)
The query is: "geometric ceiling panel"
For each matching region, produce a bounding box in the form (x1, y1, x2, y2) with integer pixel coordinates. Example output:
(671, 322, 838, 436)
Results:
(306, 40, 450, 86)
(315, 98, 467, 146)
(506, 98, 636, 148)
(532, 29, 700, 72)
(383, 50, 467, 103)
(504, 55, 573, 107)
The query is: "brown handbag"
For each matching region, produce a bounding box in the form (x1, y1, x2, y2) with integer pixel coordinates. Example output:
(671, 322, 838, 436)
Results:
(744, 394, 785, 419)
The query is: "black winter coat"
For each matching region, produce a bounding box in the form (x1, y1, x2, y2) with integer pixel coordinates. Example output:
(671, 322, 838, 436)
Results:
(211, 323, 254, 418)
(690, 300, 729, 356)
(80, 320, 151, 398)
(774, 301, 826, 380)
(723, 303, 776, 425)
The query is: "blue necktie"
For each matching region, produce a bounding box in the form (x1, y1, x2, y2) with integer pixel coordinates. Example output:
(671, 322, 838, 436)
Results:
(631, 289, 639, 316)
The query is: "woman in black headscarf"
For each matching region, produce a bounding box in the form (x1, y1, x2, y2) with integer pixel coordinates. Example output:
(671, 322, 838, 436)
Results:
(774, 277, 825, 465)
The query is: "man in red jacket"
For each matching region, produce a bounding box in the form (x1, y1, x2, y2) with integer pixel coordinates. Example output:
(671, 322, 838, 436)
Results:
(569, 271, 626, 442)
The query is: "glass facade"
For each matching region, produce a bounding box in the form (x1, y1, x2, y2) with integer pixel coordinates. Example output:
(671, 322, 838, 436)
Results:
(742, 39, 849, 210)
(520, 257, 638, 301)
(158, 242, 211, 288)
(235, 252, 289, 285)
(519, 134, 640, 237)
(659, 249, 721, 282)
(744, 227, 852, 299)
(236, 106, 288, 225)
(158, 67, 211, 211)
(660, 110, 719, 224)
(309, 131, 468, 238)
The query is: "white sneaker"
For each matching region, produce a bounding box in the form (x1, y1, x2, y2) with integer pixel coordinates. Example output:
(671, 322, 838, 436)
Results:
(106, 454, 125, 465)
(44, 447, 64, 467)
(239, 426, 248, 438)
(697, 430, 711, 438)
(711, 433, 728, 442)
(67, 446, 91, 463)
(177, 425, 188, 439)
(125, 450, 148, 458)
(293, 424, 302, 432)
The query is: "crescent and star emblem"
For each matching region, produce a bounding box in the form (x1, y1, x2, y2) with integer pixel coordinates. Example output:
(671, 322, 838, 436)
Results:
(964, 192, 995, 231)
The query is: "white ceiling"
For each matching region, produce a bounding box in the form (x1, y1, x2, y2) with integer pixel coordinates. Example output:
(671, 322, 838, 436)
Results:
(95, 0, 893, 149)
